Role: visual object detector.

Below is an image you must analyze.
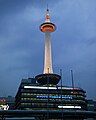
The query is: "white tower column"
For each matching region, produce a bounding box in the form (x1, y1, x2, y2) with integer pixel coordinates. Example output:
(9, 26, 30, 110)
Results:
(44, 30, 53, 74)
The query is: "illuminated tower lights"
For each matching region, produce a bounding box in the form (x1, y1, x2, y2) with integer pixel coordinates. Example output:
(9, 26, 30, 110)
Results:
(36, 8, 61, 85)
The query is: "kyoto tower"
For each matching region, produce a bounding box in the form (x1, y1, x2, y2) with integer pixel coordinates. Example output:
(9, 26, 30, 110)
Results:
(36, 8, 61, 85)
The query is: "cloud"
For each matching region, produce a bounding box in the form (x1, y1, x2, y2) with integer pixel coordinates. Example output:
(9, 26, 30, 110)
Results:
(0, 0, 96, 100)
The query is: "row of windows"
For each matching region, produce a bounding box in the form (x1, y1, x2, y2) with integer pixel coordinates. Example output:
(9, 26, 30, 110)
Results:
(21, 93, 85, 98)
(21, 89, 85, 96)
(21, 97, 85, 101)
(71, 92, 85, 96)
(21, 103, 53, 106)
(21, 97, 63, 101)
(21, 98, 86, 103)
(20, 102, 85, 108)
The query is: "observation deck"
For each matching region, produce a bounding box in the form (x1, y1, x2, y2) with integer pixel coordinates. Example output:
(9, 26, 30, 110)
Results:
(35, 73, 61, 85)
(40, 22, 56, 32)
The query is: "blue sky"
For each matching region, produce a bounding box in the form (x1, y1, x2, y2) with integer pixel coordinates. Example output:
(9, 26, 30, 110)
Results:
(0, 0, 96, 100)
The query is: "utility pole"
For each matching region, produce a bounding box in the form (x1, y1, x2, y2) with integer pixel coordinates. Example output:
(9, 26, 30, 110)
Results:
(71, 70, 74, 89)
(71, 70, 76, 112)
(60, 69, 63, 119)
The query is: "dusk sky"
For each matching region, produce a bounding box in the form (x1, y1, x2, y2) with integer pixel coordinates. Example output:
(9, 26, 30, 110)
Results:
(0, 0, 96, 100)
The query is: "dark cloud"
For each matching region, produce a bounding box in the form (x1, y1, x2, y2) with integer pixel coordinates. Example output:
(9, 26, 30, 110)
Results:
(0, 0, 96, 100)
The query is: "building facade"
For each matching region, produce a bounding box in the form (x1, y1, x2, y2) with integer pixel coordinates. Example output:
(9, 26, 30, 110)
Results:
(0, 96, 15, 110)
(15, 78, 87, 110)
(87, 100, 96, 111)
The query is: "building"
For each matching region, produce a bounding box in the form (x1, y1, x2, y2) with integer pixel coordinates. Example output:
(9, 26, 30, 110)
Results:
(87, 100, 96, 111)
(15, 8, 87, 111)
(15, 78, 87, 110)
(0, 96, 15, 110)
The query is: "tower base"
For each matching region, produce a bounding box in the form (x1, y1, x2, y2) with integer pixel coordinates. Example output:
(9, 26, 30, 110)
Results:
(35, 74, 61, 85)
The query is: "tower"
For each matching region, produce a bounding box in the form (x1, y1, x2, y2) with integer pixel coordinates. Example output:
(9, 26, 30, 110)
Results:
(40, 8, 56, 74)
(36, 8, 61, 85)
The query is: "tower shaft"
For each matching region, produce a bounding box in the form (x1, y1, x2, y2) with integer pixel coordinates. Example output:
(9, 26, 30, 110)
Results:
(44, 31, 53, 74)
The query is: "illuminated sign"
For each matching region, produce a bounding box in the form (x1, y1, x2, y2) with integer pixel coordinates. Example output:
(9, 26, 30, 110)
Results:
(0, 99, 6, 102)
(0, 104, 9, 110)
(36, 95, 72, 99)
(58, 87, 80, 90)
(24, 86, 57, 89)
(58, 106, 81, 109)
(24, 86, 80, 90)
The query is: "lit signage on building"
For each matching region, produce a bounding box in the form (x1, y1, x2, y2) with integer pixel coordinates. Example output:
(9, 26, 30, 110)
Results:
(0, 99, 6, 102)
(36, 95, 72, 99)
(0, 104, 9, 110)
(24, 86, 57, 89)
(24, 86, 81, 90)
(58, 106, 81, 109)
